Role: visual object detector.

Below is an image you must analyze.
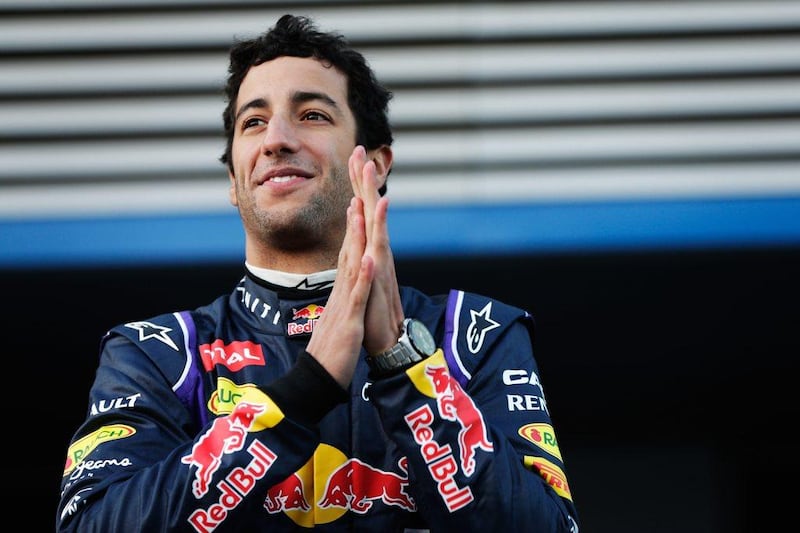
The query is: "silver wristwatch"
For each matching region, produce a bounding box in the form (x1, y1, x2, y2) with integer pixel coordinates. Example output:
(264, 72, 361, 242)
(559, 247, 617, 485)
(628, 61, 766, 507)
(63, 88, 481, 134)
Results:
(367, 318, 437, 377)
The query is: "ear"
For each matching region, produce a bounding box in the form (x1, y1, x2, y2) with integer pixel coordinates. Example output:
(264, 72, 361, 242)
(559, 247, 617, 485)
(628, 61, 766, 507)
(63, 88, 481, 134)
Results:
(366, 145, 393, 190)
(227, 170, 238, 207)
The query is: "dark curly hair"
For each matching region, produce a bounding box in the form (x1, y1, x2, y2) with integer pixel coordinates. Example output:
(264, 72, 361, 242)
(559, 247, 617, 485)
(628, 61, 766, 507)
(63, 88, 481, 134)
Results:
(220, 14, 393, 181)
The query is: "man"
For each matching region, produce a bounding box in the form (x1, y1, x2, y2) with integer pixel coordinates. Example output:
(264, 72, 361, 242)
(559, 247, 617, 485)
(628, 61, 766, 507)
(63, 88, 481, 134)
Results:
(56, 14, 579, 532)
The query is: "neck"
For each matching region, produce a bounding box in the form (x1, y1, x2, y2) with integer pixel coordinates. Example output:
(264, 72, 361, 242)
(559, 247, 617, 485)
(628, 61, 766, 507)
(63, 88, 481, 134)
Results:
(245, 242, 339, 275)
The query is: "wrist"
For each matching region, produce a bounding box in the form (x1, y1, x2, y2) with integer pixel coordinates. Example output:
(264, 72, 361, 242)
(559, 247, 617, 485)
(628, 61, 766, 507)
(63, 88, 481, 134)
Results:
(366, 318, 436, 378)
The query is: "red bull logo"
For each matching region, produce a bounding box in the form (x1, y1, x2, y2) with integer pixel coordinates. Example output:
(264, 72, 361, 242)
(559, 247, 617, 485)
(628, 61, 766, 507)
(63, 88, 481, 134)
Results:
(292, 304, 325, 320)
(261, 444, 415, 527)
(287, 304, 325, 336)
(426, 365, 493, 476)
(405, 404, 474, 512)
(318, 457, 415, 514)
(188, 440, 277, 532)
(264, 473, 310, 514)
(181, 401, 266, 498)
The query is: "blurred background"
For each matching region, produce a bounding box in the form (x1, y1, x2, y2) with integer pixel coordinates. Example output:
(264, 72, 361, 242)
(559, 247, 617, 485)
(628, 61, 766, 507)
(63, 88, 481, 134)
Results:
(2, 1, 798, 531)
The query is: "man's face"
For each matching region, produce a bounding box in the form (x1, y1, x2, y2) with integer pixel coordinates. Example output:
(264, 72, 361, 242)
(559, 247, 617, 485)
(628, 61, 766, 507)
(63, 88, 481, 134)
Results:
(228, 56, 358, 256)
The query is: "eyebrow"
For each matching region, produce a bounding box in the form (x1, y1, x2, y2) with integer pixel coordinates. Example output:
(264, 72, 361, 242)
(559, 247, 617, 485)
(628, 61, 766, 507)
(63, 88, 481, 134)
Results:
(235, 91, 341, 123)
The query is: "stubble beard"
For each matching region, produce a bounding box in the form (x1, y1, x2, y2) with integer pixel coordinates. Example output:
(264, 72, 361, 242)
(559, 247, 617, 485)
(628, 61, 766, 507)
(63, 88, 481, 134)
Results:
(241, 167, 352, 254)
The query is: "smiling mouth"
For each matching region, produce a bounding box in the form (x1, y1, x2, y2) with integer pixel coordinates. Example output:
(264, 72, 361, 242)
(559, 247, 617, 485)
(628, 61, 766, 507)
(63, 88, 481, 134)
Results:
(268, 175, 303, 183)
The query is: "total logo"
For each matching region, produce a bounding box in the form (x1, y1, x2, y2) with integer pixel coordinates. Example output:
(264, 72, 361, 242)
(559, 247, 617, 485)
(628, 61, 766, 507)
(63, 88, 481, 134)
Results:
(199, 339, 265, 372)
(287, 304, 326, 337)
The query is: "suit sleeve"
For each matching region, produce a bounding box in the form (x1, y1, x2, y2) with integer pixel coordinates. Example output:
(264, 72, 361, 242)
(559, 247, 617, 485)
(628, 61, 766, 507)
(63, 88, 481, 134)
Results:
(367, 290, 580, 532)
(55, 314, 333, 533)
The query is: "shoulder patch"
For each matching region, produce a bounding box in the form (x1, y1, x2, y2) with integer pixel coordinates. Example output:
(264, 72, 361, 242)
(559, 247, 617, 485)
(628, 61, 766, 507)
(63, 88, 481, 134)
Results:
(442, 290, 531, 388)
(464, 300, 502, 354)
(110, 311, 208, 429)
(123, 319, 181, 351)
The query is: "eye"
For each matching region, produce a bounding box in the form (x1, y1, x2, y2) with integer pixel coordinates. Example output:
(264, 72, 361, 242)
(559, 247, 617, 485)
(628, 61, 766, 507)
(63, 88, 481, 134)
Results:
(302, 110, 330, 122)
(242, 117, 266, 130)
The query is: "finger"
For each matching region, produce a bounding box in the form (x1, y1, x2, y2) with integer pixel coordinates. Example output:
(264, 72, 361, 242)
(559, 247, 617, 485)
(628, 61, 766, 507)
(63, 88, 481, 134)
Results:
(360, 158, 379, 242)
(349, 145, 366, 199)
(372, 196, 390, 248)
(352, 254, 376, 312)
(339, 201, 372, 313)
(339, 197, 366, 271)
(369, 197, 404, 318)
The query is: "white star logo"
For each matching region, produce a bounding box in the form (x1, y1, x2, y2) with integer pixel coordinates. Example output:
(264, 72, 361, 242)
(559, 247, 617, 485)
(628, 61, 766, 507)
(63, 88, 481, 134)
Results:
(466, 302, 500, 354)
(124, 321, 179, 351)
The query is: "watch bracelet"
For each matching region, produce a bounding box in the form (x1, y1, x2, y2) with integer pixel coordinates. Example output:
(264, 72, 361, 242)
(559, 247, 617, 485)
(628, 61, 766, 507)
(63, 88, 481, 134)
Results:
(367, 343, 423, 376)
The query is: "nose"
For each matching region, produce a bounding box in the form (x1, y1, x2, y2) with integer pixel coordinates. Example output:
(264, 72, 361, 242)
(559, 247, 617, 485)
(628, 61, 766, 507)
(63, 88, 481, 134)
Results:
(261, 114, 300, 156)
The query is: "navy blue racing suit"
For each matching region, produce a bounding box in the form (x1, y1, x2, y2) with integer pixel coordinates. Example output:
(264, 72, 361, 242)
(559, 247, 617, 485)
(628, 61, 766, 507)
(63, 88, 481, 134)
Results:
(57, 270, 579, 532)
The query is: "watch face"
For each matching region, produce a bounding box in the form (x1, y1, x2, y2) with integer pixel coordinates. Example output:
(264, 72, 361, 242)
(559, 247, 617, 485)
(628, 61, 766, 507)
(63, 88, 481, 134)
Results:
(407, 319, 437, 356)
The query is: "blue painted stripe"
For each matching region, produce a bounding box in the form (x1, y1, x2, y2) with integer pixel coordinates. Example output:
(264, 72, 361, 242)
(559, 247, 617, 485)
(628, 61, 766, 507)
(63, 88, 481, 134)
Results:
(391, 196, 800, 257)
(1, 197, 799, 268)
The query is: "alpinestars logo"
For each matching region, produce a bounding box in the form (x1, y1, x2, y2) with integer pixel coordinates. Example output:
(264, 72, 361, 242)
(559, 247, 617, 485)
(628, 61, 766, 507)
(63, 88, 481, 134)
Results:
(125, 321, 179, 351)
(466, 302, 500, 354)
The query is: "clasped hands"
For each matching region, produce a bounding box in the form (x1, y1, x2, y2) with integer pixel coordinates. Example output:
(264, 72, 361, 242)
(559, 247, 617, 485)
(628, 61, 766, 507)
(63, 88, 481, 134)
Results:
(306, 146, 404, 387)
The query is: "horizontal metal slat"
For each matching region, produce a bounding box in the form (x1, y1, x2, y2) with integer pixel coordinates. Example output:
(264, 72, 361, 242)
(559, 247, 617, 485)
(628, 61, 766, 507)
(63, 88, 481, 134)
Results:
(0, 0, 327, 11)
(391, 120, 800, 167)
(2, 1, 800, 52)
(0, 54, 227, 96)
(393, 78, 800, 125)
(369, 37, 800, 84)
(0, 95, 219, 138)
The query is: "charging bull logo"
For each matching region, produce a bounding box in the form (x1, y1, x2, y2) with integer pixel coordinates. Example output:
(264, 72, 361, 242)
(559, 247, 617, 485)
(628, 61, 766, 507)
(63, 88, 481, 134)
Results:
(181, 401, 266, 498)
(258, 444, 416, 527)
(292, 304, 325, 320)
(264, 473, 310, 514)
(426, 365, 493, 476)
(319, 457, 416, 514)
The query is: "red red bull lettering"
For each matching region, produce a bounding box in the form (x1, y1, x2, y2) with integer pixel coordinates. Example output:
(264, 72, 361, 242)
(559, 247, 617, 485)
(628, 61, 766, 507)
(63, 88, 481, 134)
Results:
(287, 320, 318, 336)
(318, 458, 415, 514)
(181, 401, 266, 498)
(264, 473, 311, 514)
(287, 304, 326, 336)
(405, 404, 474, 512)
(187, 440, 277, 533)
(426, 365, 493, 476)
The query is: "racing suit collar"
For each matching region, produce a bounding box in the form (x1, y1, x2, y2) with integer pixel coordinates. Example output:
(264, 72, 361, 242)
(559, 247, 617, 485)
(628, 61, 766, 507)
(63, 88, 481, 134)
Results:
(245, 261, 336, 292)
